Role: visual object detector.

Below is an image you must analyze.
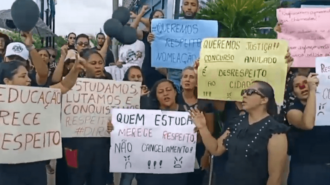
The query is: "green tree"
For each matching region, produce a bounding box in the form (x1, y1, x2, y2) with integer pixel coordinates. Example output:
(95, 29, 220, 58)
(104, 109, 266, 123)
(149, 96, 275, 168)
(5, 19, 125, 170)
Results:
(2, 30, 43, 48)
(196, 0, 280, 38)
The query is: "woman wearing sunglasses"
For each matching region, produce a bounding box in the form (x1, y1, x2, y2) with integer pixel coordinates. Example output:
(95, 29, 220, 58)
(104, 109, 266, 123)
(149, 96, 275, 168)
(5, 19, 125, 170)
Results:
(189, 81, 289, 185)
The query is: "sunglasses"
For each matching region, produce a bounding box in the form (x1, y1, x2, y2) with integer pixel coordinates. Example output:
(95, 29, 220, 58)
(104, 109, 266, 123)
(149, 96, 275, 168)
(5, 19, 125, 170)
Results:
(69, 37, 76, 39)
(241, 89, 265, 97)
(51, 55, 56, 58)
(77, 42, 89, 46)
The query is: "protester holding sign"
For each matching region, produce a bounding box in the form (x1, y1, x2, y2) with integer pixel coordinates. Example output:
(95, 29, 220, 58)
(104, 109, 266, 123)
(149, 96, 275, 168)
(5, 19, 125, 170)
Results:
(63, 48, 115, 185)
(136, 79, 189, 185)
(0, 55, 85, 185)
(190, 80, 289, 185)
(118, 66, 149, 185)
(148, 0, 217, 92)
(285, 73, 330, 185)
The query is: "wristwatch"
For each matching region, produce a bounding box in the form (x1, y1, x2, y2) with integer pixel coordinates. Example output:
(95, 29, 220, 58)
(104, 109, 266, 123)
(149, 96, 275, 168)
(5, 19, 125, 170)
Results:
(26, 45, 35, 51)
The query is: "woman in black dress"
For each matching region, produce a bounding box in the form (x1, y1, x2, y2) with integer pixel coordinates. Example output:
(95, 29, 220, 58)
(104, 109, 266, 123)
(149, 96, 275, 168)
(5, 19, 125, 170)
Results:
(189, 81, 289, 185)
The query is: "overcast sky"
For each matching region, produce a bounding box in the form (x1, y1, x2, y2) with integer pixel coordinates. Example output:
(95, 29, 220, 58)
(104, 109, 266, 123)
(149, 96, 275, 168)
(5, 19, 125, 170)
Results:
(2, 0, 115, 36)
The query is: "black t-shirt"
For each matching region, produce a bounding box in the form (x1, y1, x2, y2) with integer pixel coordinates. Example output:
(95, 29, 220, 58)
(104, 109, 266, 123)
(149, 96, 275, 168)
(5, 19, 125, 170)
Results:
(140, 94, 150, 109)
(141, 31, 165, 89)
(287, 98, 330, 163)
(92, 46, 115, 66)
(29, 69, 55, 87)
(177, 93, 214, 113)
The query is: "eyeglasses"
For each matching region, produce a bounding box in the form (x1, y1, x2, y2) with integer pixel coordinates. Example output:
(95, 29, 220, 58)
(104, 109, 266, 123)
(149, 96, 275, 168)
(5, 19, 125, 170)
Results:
(77, 42, 89, 47)
(241, 89, 265, 97)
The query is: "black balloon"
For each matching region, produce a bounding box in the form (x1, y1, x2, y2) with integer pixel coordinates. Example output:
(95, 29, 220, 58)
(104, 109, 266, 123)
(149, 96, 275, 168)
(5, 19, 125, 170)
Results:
(115, 26, 137, 45)
(103, 19, 123, 38)
(112, 7, 130, 25)
(11, 0, 40, 32)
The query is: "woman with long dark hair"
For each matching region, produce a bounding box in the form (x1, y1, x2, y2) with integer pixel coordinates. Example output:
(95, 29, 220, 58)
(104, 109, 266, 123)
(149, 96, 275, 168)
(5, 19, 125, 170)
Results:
(132, 79, 188, 185)
(285, 73, 330, 185)
(117, 66, 149, 185)
(190, 81, 289, 185)
(63, 48, 113, 185)
(0, 58, 84, 185)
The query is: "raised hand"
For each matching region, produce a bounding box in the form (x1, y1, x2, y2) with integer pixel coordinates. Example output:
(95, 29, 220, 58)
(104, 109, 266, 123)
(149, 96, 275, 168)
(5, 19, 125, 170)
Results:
(307, 73, 319, 91)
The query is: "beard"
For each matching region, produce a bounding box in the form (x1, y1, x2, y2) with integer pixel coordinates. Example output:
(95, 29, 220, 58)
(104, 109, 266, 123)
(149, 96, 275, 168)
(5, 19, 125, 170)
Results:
(183, 11, 197, 19)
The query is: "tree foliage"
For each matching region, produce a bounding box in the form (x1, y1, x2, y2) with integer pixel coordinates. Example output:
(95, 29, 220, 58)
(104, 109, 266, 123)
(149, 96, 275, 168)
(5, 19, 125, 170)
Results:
(196, 0, 281, 38)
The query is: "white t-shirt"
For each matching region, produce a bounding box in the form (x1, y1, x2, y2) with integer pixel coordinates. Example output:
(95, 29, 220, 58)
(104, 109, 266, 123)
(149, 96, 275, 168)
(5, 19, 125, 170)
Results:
(118, 40, 145, 68)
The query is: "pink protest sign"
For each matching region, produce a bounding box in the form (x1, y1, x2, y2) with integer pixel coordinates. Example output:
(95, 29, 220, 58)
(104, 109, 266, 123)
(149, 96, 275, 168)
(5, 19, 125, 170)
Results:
(277, 8, 330, 67)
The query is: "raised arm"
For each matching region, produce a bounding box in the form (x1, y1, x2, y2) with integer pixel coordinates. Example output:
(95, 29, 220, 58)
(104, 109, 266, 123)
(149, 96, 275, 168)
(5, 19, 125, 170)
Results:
(130, 11, 151, 31)
(99, 36, 110, 59)
(190, 107, 228, 156)
(23, 32, 48, 85)
(130, 5, 149, 40)
(52, 45, 68, 83)
(287, 73, 318, 130)
(50, 54, 88, 94)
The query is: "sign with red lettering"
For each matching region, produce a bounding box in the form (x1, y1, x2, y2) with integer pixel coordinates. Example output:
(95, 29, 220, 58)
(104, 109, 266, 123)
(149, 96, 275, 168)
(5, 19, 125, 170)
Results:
(0, 85, 62, 164)
(110, 109, 196, 173)
(61, 78, 141, 137)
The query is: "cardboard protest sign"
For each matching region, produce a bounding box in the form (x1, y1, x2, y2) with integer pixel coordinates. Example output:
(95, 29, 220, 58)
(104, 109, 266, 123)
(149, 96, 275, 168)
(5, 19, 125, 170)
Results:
(315, 57, 330, 126)
(110, 109, 196, 174)
(277, 8, 330, 67)
(151, 19, 218, 70)
(197, 38, 288, 104)
(61, 78, 141, 137)
(0, 85, 62, 164)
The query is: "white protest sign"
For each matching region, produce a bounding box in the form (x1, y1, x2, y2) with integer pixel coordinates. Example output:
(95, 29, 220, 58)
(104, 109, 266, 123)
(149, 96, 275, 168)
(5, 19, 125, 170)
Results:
(0, 85, 62, 163)
(315, 57, 330, 126)
(61, 78, 141, 137)
(110, 109, 196, 174)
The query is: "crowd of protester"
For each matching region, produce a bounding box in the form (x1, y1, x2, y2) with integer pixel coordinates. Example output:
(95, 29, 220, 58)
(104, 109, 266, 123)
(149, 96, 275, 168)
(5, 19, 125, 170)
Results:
(0, 0, 328, 185)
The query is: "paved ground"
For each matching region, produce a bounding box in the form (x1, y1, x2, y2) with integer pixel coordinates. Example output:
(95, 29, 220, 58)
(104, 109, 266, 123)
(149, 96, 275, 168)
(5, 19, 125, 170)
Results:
(47, 160, 138, 185)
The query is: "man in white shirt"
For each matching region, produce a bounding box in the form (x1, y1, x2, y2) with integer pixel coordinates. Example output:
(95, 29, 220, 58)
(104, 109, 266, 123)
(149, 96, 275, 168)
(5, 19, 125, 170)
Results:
(118, 39, 145, 68)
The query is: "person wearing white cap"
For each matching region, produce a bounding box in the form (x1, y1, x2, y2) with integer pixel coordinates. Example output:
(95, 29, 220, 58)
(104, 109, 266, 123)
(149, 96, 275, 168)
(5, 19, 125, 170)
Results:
(4, 32, 49, 86)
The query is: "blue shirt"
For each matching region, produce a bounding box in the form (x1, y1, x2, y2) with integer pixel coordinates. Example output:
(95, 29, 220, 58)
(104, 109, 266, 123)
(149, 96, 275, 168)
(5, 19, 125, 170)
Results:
(288, 98, 330, 164)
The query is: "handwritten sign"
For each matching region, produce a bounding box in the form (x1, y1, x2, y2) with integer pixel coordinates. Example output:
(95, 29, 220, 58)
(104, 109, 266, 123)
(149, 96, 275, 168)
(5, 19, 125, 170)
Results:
(61, 78, 141, 137)
(151, 19, 218, 69)
(315, 57, 330, 126)
(110, 109, 196, 173)
(197, 38, 288, 104)
(0, 85, 62, 163)
(277, 8, 330, 67)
